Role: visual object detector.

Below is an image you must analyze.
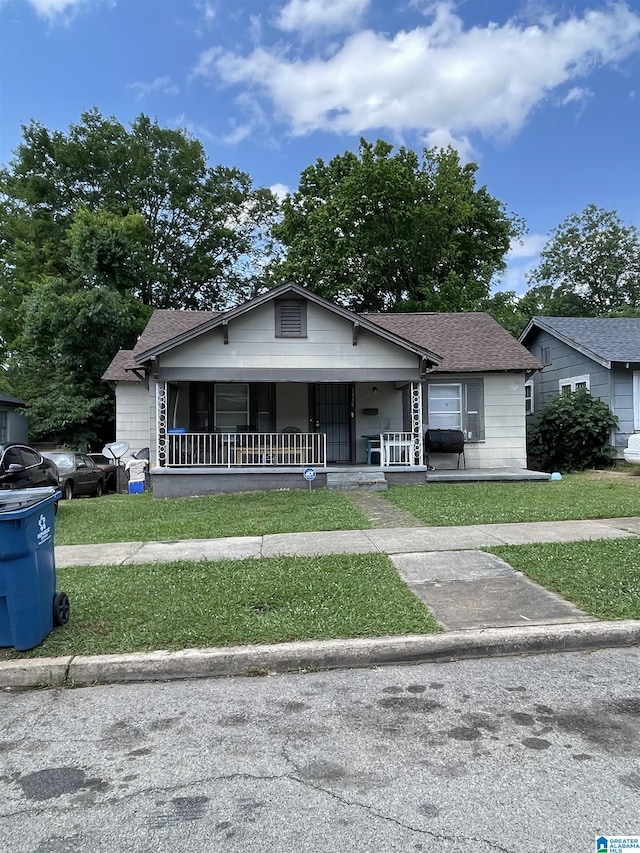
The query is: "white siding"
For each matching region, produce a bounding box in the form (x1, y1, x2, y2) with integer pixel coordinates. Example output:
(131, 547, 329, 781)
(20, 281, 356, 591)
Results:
(480, 374, 528, 467)
(114, 381, 153, 459)
(430, 373, 528, 469)
(160, 302, 418, 371)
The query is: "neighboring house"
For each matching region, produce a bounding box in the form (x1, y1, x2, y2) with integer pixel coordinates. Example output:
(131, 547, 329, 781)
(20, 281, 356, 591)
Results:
(519, 317, 640, 456)
(102, 283, 541, 496)
(0, 393, 28, 443)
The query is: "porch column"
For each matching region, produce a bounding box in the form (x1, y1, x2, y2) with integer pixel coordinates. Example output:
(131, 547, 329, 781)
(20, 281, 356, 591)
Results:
(156, 381, 167, 467)
(411, 381, 424, 466)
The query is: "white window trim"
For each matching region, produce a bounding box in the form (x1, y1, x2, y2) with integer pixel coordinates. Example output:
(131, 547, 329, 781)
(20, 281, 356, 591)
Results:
(524, 380, 534, 415)
(634, 371, 640, 431)
(427, 383, 463, 431)
(426, 380, 485, 441)
(559, 374, 590, 394)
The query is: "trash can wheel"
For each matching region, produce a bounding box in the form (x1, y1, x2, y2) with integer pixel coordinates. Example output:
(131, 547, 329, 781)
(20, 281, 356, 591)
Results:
(53, 591, 70, 626)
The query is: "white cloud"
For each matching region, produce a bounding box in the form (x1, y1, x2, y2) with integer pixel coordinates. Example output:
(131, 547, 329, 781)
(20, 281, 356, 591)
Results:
(23, 0, 88, 18)
(199, 1, 216, 23)
(276, 0, 369, 35)
(561, 85, 592, 105)
(422, 127, 474, 162)
(270, 182, 290, 200)
(221, 123, 253, 144)
(508, 233, 548, 260)
(128, 76, 180, 101)
(200, 2, 640, 142)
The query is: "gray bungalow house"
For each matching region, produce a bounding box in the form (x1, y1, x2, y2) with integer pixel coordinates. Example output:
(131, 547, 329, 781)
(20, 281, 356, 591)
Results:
(0, 393, 28, 444)
(103, 283, 541, 496)
(519, 317, 640, 456)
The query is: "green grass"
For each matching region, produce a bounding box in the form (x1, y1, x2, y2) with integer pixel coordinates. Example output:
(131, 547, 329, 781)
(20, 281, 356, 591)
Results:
(1, 554, 440, 659)
(488, 539, 640, 620)
(54, 489, 371, 546)
(387, 474, 640, 526)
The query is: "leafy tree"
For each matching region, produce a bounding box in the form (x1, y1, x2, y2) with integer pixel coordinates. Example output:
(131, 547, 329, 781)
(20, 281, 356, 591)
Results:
(270, 139, 524, 312)
(0, 109, 281, 321)
(527, 389, 618, 472)
(480, 290, 529, 337)
(0, 109, 281, 443)
(526, 205, 640, 315)
(8, 282, 151, 448)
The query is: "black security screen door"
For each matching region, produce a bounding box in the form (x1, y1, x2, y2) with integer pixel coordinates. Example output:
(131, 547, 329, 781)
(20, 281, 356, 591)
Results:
(312, 384, 353, 463)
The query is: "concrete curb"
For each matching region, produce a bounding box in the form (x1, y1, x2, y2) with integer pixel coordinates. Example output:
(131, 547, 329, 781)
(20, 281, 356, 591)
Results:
(3, 620, 639, 689)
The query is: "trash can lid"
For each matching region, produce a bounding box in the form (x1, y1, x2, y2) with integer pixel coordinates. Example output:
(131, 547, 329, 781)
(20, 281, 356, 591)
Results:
(0, 487, 59, 513)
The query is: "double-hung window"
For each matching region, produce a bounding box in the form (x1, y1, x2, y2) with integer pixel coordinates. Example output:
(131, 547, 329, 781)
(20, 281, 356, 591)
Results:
(214, 384, 249, 430)
(525, 380, 534, 415)
(426, 380, 484, 441)
(559, 375, 590, 396)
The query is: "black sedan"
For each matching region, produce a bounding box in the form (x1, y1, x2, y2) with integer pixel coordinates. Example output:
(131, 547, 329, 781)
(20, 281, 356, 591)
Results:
(41, 451, 104, 500)
(0, 443, 59, 491)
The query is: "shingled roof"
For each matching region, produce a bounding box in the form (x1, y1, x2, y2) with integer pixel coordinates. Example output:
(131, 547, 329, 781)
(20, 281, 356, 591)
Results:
(102, 349, 142, 382)
(365, 312, 542, 372)
(103, 298, 541, 381)
(520, 317, 640, 366)
(132, 309, 221, 358)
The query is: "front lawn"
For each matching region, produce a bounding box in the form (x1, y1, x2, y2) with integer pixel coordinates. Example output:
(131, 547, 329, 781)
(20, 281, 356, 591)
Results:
(1, 554, 440, 659)
(52, 472, 640, 547)
(488, 539, 640, 621)
(54, 489, 371, 546)
(387, 472, 640, 526)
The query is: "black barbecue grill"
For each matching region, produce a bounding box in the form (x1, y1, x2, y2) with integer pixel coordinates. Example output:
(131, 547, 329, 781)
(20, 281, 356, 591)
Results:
(424, 429, 466, 469)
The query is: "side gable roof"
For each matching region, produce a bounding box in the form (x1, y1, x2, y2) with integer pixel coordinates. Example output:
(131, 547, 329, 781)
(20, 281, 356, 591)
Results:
(519, 317, 640, 368)
(366, 312, 542, 372)
(131, 283, 442, 366)
(0, 392, 27, 407)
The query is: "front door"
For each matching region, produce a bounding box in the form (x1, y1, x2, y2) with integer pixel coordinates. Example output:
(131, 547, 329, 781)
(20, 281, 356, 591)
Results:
(311, 384, 353, 463)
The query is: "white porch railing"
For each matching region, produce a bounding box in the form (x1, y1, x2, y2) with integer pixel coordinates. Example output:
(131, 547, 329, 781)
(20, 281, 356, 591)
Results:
(380, 432, 416, 466)
(166, 432, 326, 468)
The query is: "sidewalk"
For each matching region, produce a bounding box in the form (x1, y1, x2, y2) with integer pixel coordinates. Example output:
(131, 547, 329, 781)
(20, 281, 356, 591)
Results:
(2, 517, 639, 689)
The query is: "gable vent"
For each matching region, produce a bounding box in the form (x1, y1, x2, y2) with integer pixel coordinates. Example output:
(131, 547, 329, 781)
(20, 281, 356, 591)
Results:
(275, 299, 307, 338)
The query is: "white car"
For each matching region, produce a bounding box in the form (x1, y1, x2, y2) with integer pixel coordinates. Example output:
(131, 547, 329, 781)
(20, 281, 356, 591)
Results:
(623, 434, 640, 465)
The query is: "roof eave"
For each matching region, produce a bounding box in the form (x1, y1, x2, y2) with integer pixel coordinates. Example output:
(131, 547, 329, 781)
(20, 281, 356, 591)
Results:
(134, 283, 443, 367)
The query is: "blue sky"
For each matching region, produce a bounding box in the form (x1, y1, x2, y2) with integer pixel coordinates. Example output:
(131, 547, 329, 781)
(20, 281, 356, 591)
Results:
(1, 0, 639, 296)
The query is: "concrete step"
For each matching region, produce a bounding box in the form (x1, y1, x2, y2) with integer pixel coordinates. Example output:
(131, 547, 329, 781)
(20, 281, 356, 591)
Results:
(326, 471, 388, 491)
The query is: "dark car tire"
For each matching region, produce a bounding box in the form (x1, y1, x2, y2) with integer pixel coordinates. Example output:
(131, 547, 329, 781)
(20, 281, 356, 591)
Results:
(94, 479, 103, 498)
(53, 591, 70, 626)
(63, 480, 74, 501)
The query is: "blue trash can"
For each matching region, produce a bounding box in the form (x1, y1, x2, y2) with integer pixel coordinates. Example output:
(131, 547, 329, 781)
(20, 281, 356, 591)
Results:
(0, 487, 68, 651)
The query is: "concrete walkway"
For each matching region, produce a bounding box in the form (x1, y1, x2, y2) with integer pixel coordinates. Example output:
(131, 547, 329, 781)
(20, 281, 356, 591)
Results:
(53, 516, 639, 636)
(2, 517, 639, 689)
(55, 515, 640, 568)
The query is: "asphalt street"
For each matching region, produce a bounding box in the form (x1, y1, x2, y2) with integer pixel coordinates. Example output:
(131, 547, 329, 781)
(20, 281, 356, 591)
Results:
(1, 647, 638, 852)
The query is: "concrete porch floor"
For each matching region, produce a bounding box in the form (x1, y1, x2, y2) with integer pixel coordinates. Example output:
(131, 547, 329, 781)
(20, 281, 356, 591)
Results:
(425, 467, 550, 483)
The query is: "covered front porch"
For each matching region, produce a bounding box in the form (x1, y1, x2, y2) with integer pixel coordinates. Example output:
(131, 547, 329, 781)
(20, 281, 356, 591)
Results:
(154, 379, 426, 471)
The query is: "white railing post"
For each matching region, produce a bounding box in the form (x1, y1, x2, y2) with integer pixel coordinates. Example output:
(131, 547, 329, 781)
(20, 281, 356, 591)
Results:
(411, 381, 424, 466)
(156, 382, 167, 467)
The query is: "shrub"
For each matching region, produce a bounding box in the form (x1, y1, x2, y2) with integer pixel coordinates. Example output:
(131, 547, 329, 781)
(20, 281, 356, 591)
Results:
(527, 389, 618, 472)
